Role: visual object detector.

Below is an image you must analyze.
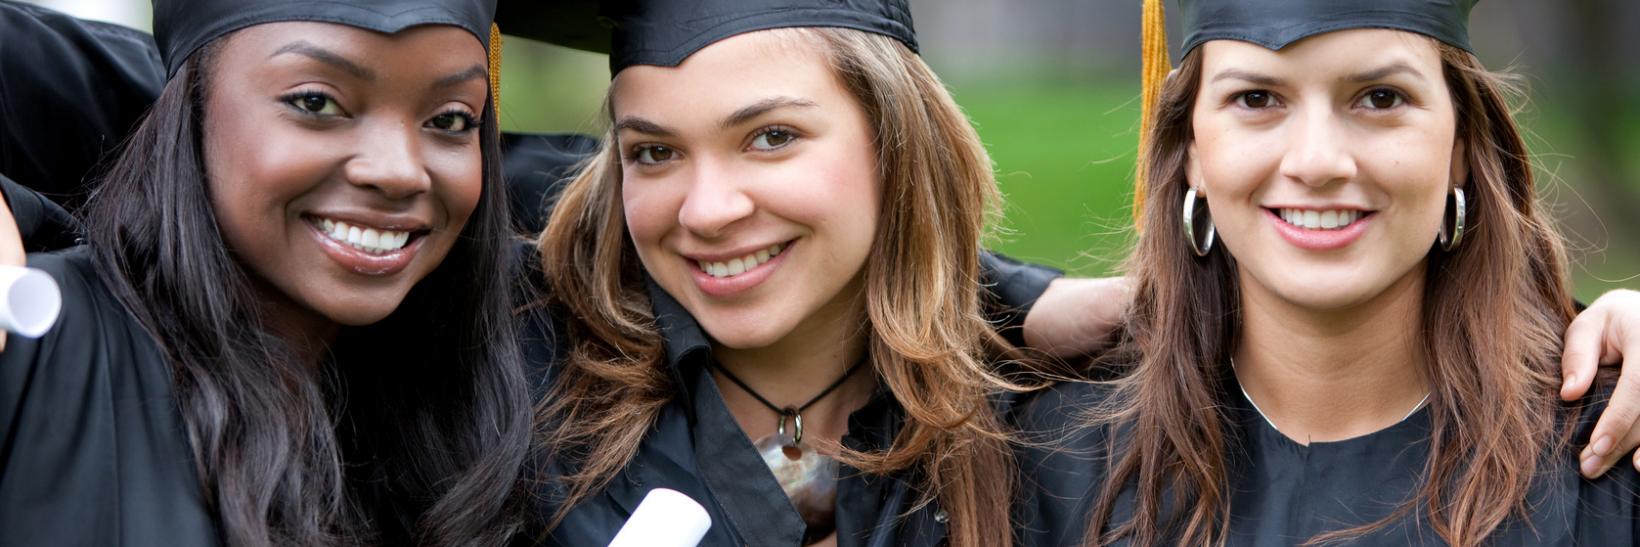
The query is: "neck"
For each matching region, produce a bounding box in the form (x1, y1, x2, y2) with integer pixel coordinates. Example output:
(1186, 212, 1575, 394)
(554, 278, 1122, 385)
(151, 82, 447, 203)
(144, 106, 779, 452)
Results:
(1233, 265, 1431, 444)
(713, 287, 875, 448)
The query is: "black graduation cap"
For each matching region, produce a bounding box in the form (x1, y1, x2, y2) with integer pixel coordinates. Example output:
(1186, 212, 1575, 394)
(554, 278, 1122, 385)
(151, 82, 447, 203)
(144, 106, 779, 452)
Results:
(496, 0, 918, 74)
(1133, 0, 1479, 219)
(1177, 0, 1477, 56)
(152, 0, 499, 79)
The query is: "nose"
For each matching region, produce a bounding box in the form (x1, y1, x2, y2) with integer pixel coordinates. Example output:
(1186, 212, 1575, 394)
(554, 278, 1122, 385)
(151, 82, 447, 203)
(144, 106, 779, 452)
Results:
(343, 119, 433, 199)
(676, 158, 754, 239)
(1278, 105, 1358, 188)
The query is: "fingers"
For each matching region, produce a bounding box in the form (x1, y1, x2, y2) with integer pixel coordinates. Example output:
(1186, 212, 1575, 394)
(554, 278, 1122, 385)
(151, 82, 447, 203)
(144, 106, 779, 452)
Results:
(1581, 371, 1640, 478)
(1562, 311, 1605, 401)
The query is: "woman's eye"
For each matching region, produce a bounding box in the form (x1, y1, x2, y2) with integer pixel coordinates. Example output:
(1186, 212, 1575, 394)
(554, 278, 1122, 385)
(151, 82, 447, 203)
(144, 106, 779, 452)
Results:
(1235, 90, 1275, 109)
(285, 92, 343, 116)
(1359, 88, 1405, 110)
(750, 128, 797, 151)
(633, 145, 676, 165)
(428, 111, 478, 133)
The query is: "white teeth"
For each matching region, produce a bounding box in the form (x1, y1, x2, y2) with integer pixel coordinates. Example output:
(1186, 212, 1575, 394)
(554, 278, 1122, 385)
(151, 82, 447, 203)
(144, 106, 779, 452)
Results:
(1279, 208, 1362, 231)
(698, 242, 789, 279)
(314, 218, 413, 254)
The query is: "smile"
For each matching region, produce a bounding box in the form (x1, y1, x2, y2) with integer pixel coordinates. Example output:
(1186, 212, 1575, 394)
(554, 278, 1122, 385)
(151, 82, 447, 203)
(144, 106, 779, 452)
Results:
(304, 215, 429, 276)
(1275, 208, 1365, 231)
(1265, 208, 1374, 251)
(314, 217, 415, 255)
(697, 242, 786, 279)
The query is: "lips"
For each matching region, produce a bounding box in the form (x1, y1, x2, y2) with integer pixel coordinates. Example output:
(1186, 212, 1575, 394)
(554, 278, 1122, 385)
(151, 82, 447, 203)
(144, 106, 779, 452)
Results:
(1266, 208, 1373, 251)
(305, 215, 428, 276)
(686, 240, 795, 297)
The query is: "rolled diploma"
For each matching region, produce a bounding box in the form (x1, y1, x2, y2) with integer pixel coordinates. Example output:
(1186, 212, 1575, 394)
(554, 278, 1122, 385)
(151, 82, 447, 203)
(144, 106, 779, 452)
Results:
(0, 265, 60, 338)
(607, 488, 712, 547)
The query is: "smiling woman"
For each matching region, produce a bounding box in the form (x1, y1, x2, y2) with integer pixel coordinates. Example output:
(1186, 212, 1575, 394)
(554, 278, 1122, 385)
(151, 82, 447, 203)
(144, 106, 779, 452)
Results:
(531, 3, 1027, 545)
(0, 1, 527, 546)
(1012, 1, 1640, 546)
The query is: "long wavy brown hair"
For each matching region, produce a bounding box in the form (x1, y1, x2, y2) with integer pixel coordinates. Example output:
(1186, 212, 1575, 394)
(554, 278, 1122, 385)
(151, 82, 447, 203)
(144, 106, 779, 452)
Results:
(1080, 41, 1579, 546)
(535, 28, 1022, 546)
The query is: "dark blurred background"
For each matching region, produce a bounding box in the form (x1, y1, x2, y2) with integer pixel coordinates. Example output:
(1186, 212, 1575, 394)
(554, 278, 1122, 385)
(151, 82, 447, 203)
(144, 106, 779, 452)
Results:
(28, 0, 1640, 301)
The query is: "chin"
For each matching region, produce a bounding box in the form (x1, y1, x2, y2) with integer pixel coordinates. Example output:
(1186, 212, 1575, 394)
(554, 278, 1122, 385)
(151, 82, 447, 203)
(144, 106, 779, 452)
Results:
(697, 314, 791, 350)
(319, 295, 406, 327)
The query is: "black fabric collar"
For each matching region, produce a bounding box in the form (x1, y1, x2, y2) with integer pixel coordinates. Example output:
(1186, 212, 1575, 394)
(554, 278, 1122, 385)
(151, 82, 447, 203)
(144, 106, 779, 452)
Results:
(153, 0, 496, 78)
(645, 277, 714, 420)
(1177, 0, 1477, 54)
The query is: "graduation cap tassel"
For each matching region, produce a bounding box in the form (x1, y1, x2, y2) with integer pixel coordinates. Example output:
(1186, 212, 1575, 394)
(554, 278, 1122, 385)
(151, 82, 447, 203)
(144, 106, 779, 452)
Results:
(1136, 0, 1170, 226)
(489, 23, 503, 124)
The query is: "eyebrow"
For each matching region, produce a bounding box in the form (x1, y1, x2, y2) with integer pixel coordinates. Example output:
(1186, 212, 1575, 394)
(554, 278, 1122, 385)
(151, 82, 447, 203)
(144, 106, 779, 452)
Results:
(270, 41, 374, 81)
(721, 97, 818, 129)
(1210, 62, 1430, 87)
(433, 65, 490, 88)
(613, 116, 675, 138)
(1209, 69, 1283, 87)
(613, 96, 820, 138)
(1344, 62, 1428, 83)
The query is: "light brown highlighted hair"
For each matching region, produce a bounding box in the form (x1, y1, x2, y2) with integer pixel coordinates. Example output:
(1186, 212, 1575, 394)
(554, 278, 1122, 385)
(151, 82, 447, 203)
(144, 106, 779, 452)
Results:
(535, 27, 1022, 547)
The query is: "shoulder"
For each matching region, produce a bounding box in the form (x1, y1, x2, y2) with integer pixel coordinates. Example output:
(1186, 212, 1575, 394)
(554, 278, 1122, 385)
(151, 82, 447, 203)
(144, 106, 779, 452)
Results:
(1009, 380, 1121, 547)
(1564, 379, 1640, 534)
(1009, 378, 1119, 440)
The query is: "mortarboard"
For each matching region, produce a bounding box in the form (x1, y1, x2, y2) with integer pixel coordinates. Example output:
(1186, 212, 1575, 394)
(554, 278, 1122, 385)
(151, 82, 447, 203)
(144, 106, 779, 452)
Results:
(496, 0, 918, 75)
(1134, 0, 1479, 220)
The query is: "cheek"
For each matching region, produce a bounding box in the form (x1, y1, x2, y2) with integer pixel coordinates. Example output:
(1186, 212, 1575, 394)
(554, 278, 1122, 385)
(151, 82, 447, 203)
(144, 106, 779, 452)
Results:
(621, 177, 681, 248)
(203, 112, 331, 243)
(777, 141, 881, 237)
(430, 150, 484, 231)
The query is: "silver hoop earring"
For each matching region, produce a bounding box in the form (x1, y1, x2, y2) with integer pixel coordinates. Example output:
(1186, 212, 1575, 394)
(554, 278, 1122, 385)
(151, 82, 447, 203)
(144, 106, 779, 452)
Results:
(1183, 187, 1216, 256)
(1437, 186, 1467, 252)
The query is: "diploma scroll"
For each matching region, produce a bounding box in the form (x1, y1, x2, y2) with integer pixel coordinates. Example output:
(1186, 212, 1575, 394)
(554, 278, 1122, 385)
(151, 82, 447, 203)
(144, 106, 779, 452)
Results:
(607, 488, 712, 547)
(0, 265, 61, 338)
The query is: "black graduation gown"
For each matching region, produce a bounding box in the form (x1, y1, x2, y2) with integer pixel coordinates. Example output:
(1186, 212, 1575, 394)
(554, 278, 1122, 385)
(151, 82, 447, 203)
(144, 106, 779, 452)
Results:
(1012, 377, 1640, 547)
(0, 245, 221, 546)
(0, 0, 164, 211)
(521, 279, 1031, 547)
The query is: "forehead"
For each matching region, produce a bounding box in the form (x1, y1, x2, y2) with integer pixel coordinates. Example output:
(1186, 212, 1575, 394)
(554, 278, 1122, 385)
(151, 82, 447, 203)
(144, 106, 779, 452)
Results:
(214, 21, 486, 74)
(610, 30, 843, 117)
(1199, 28, 1443, 77)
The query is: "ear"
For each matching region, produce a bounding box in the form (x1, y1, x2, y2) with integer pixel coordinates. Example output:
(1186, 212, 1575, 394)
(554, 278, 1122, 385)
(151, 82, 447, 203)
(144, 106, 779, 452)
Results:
(1449, 137, 1468, 189)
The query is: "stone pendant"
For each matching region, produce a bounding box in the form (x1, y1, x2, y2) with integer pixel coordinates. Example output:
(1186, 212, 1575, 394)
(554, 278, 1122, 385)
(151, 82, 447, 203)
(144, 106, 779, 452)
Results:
(754, 431, 839, 544)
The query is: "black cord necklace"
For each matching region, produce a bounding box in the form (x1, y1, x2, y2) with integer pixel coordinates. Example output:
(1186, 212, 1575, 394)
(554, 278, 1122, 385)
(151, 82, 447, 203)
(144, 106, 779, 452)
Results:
(712, 359, 864, 448)
(711, 359, 865, 545)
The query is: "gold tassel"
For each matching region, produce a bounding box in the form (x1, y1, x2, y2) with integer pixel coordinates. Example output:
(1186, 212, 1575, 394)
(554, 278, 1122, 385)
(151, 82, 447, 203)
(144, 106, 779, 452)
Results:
(488, 23, 503, 124)
(1136, 0, 1170, 226)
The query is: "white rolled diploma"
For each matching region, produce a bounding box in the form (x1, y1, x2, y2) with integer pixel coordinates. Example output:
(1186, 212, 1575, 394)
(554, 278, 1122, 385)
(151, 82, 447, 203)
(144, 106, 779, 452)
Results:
(607, 488, 712, 547)
(0, 265, 61, 338)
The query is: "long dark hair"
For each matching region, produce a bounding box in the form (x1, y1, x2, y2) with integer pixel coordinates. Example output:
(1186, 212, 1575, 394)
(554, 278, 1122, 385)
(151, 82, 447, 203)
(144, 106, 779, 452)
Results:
(80, 39, 528, 546)
(1080, 43, 1579, 546)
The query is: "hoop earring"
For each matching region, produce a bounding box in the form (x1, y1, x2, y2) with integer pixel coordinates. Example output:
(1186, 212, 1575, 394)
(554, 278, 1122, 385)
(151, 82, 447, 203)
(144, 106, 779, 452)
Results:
(1183, 187, 1216, 257)
(1437, 186, 1467, 252)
